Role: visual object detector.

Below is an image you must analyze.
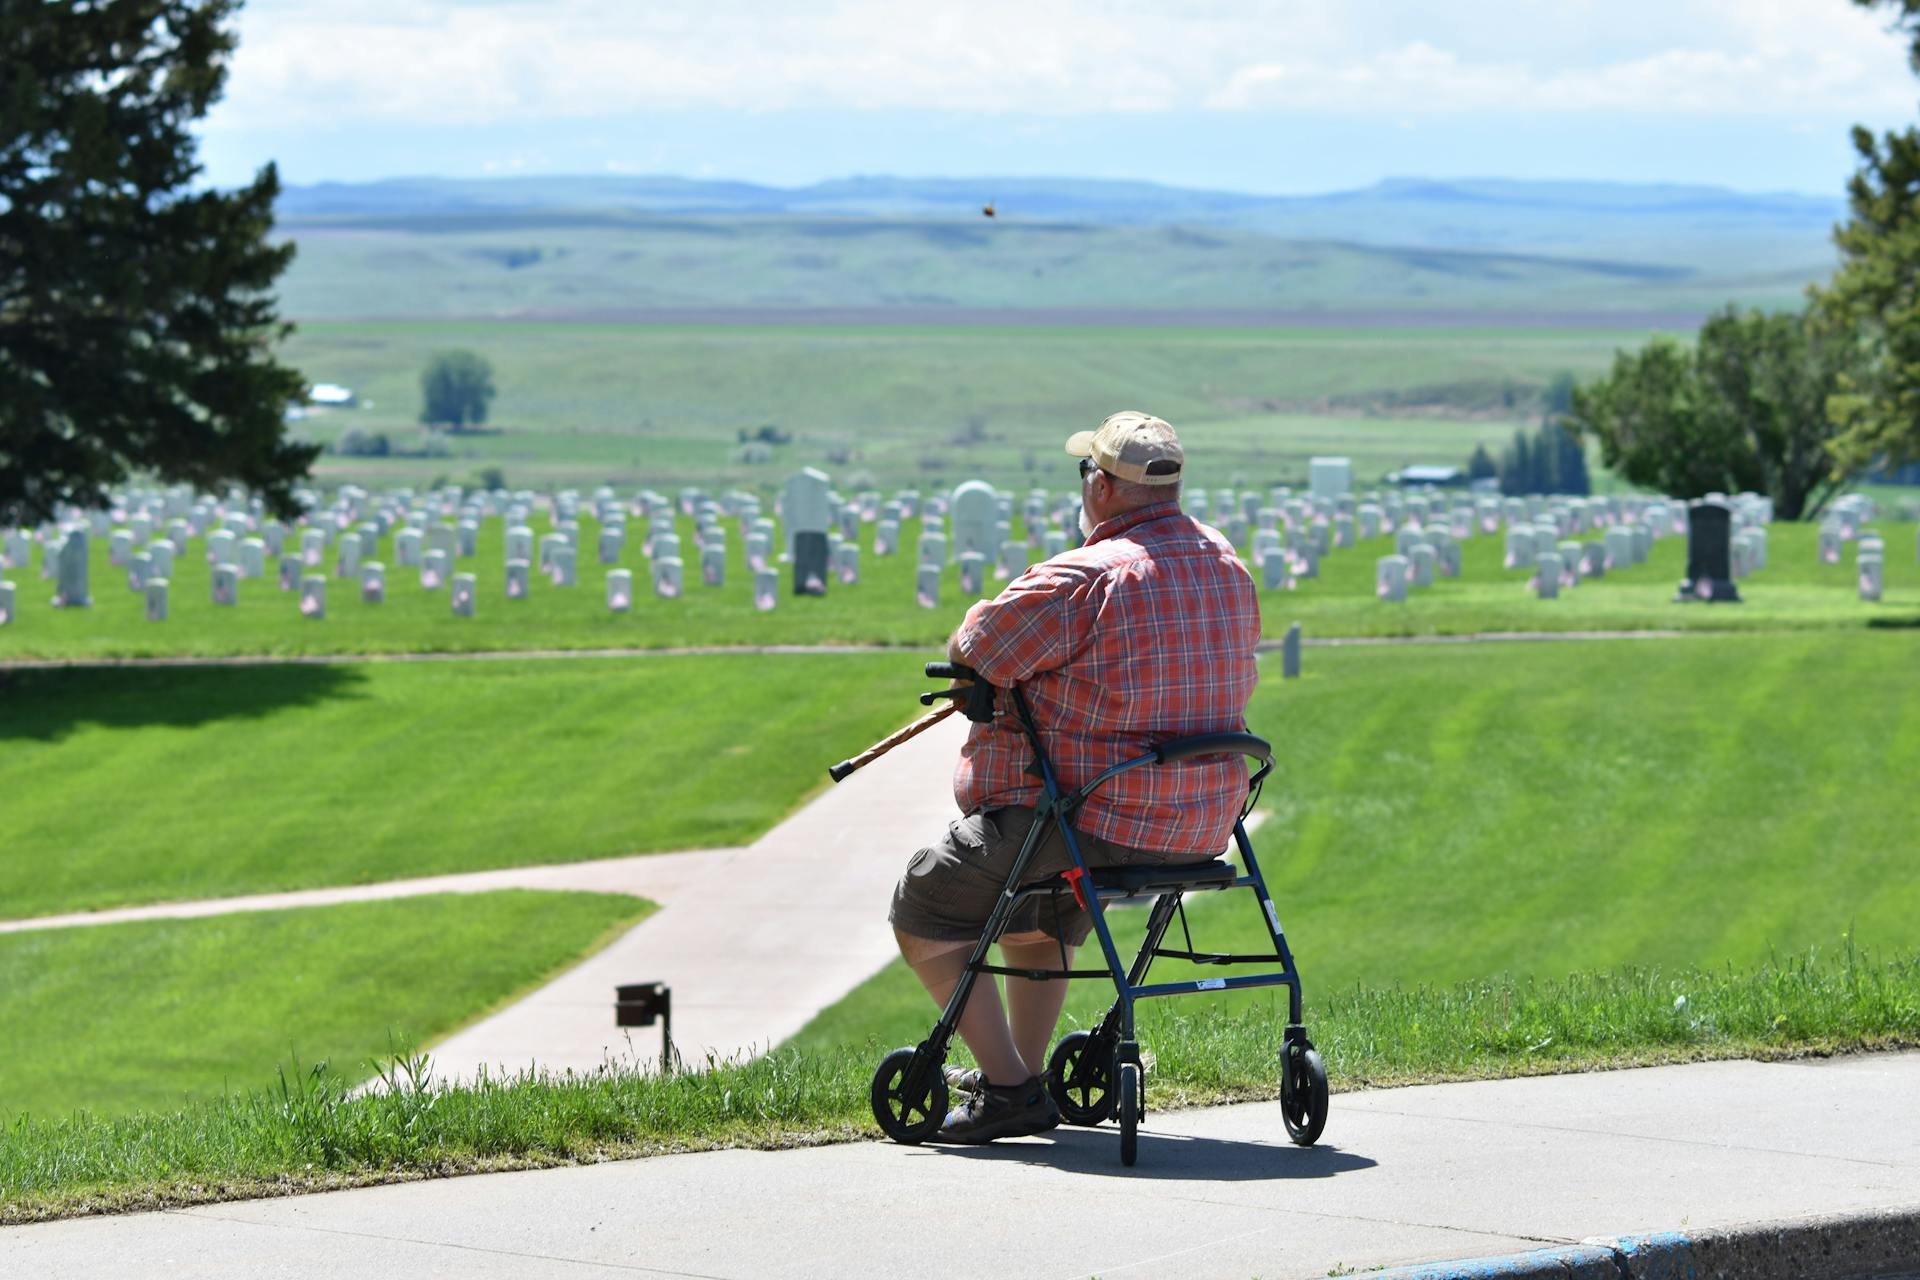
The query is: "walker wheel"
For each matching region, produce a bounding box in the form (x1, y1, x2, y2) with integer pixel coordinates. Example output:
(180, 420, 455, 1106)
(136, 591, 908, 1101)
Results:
(1117, 1061, 1140, 1166)
(1281, 1045, 1328, 1146)
(870, 1045, 948, 1144)
(1047, 1031, 1115, 1126)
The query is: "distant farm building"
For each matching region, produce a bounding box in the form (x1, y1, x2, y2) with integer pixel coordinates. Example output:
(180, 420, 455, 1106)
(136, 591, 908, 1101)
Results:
(309, 383, 358, 408)
(1391, 465, 1467, 487)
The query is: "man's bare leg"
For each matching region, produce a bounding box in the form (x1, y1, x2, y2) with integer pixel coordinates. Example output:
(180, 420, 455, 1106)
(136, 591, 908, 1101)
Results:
(1000, 931, 1073, 1077)
(895, 928, 1030, 1085)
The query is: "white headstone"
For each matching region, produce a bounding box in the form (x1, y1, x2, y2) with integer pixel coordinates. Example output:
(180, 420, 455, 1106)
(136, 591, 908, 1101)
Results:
(144, 577, 168, 622)
(0, 580, 13, 625)
(211, 563, 239, 605)
(55, 531, 90, 607)
(607, 568, 633, 612)
(702, 545, 726, 587)
(361, 562, 386, 604)
(450, 572, 476, 616)
(1533, 553, 1563, 599)
(299, 575, 326, 619)
(949, 481, 999, 562)
(1310, 457, 1352, 500)
(1859, 554, 1884, 602)
(916, 564, 941, 609)
(654, 555, 684, 598)
(1375, 556, 1408, 602)
(753, 568, 778, 612)
(781, 468, 833, 561)
(422, 548, 450, 589)
(505, 559, 531, 600)
(548, 545, 576, 587)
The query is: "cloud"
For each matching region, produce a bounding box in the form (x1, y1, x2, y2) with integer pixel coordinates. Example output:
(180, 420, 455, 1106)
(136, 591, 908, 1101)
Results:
(205, 0, 1917, 131)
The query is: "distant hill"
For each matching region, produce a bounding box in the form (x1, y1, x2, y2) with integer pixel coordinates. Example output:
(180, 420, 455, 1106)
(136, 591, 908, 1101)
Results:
(277, 173, 1843, 270)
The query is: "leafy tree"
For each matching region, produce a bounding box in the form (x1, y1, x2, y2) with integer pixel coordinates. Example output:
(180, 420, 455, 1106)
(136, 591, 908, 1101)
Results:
(419, 350, 496, 430)
(1568, 307, 1853, 520)
(1466, 443, 1498, 482)
(1812, 0, 1920, 474)
(1498, 429, 1534, 496)
(0, 0, 315, 526)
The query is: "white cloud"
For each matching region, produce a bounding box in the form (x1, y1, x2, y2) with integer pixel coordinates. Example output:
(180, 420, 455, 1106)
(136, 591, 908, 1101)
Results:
(205, 0, 1918, 131)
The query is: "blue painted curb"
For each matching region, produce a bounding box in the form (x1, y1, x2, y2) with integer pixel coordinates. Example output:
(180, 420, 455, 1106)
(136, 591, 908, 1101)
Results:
(1370, 1207, 1920, 1280)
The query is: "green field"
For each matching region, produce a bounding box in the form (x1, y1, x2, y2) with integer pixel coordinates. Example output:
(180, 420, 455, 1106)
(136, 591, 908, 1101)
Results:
(0, 890, 648, 1117)
(0, 655, 916, 919)
(277, 320, 1649, 493)
(793, 632, 1920, 1054)
(5, 512, 1914, 661)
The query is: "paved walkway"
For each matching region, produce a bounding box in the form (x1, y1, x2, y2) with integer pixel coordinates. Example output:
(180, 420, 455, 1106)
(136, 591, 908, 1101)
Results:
(424, 711, 971, 1080)
(10, 1052, 1918, 1278)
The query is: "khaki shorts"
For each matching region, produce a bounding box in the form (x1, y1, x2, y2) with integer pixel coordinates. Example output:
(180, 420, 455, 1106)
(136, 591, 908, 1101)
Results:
(889, 805, 1174, 946)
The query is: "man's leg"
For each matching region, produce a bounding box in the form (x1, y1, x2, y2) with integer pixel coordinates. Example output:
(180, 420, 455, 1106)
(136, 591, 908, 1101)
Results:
(999, 931, 1073, 1078)
(894, 929, 1030, 1086)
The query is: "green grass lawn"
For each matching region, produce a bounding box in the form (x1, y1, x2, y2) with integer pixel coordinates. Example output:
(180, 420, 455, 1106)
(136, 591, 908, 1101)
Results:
(793, 632, 1920, 1055)
(5, 509, 1915, 661)
(0, 654, 918, 919)
(0, 890, 649, 1117)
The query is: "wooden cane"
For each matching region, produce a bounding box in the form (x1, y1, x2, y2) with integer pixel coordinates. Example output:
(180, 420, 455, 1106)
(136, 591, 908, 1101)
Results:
(828, 700, 960, 782)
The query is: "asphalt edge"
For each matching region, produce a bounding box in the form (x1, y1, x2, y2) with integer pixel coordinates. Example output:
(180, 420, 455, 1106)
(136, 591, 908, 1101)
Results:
(1369, 1205, 1920, 1280)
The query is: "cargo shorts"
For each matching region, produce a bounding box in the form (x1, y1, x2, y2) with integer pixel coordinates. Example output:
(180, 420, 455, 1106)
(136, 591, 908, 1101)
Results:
(889, 805, 1172, 946)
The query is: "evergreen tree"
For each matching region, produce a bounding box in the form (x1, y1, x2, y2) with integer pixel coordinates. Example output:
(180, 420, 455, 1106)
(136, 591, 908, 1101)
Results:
(0, 0, 314, 525)
(1499, 429, 1534, 496)
(1466, 443, 1498, 482)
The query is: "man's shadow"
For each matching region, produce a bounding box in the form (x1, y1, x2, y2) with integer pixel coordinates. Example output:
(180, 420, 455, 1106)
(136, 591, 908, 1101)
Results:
(916, 1126, 1376, 1181)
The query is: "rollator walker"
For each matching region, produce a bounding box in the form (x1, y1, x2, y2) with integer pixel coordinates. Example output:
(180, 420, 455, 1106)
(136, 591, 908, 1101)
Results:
(833, 661, 1327, 1167)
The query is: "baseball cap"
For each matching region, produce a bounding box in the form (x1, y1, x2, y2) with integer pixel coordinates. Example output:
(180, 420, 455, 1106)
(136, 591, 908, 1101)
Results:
(1064, 411, 1184, 485)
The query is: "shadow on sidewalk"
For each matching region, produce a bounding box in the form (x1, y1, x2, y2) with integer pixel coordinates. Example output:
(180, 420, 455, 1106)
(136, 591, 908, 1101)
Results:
(919, 1127, 1377, 1181)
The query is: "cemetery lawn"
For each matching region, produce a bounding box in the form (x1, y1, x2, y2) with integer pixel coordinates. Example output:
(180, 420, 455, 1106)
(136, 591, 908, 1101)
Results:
(0, 654, 917, 919)
(792, 631, 1920, 1053)
(4, 946, 1915, 1224)
(4, 515, 1917, 661)
(0, 890, 649, 1118)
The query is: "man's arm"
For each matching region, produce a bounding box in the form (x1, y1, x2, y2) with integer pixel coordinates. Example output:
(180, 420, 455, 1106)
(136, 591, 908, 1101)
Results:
(947, 562, 1094, 688)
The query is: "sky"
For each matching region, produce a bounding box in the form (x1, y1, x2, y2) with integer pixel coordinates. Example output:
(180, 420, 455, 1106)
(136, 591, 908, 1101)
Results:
(197, 0, 1920, 197)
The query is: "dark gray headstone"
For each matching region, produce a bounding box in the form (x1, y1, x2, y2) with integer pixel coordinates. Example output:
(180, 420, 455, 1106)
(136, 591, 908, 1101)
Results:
(1677, 503, 1741, 603)
(792, 530, 829, 596)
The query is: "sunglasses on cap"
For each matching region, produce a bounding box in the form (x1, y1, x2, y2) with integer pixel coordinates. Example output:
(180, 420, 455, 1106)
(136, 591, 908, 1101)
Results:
(1078, 458, 1106, 482)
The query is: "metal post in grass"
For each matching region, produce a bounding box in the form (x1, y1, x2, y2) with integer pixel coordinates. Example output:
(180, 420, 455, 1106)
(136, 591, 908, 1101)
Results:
(615, 982, 673, 1072)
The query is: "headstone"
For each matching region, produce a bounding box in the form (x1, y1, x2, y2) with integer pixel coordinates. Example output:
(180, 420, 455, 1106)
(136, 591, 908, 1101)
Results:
(791, 530, 828, 595)
(299, 575, 326, 619)
(1581, 544, 1607, 579)
(144, 577, 167, 622)
(1604, 527, 1635, 571)
(0, 580, 13, 625)
(207, 529, 235, 566)
(1859, 554, 1884, 603)
(607, 568, 633, 612)
(110, 529, 133, 566)
(875, 519, 899, 557)
(753, 568, 778, 612)
(335, 533, 363, 579)
(1375, 556, 1408, 602)
(1333, 515, 1355, 549)
(915, 564, 941, 609)
(54, 531, 89, 607)
(1281, 622, 1303, 679)
(996, 540, 1027, 581)
(505, 559, 531, 601)
(1532, 553, 1562, 600)
(1557, 541, 1584, 587)
(654, 556, 684, 598)
(949, 480, 999, 562)
(597, 527, 624, 565)
(833, 542, 860, 586)
(1261, 551, 1293, 591)
(782, 468, 833, 562)
(395, 529, 423, 567)
(702, 545, 727, 587)
(422, 548, 450, 589)
(127, 551, 153, 591)
(959, 551, 986, 596)
(1631, 524, 1652, 565)
(239, 538, 266, 579)
(210, 563, 238, 605)
(301, 528, 326, 566)
(1409, 544, 1436, 588)
(1309, 457, 1352, 500)
(548, 545, 576, 588)
(1395, 526, 1425, 556)
(746, 530, 772, 571)
(458, 520, 479, 558)
(506, 526, 533, 563)
(361, 562, 385, 604)
(917, 531, 948, 567)
(448, 572, 476, 617)
(1042, 530, 1067, 558)
(1677, 503, 1741, 603)
(4, 530, 31, 570)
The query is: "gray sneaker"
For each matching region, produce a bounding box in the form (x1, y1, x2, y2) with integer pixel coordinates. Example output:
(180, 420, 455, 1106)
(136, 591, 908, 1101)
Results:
(935, 1075, 1060, 1143)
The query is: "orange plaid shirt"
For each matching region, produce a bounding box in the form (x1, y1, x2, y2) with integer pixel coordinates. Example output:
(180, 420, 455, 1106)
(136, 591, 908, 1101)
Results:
(952, 501, 1261, 853)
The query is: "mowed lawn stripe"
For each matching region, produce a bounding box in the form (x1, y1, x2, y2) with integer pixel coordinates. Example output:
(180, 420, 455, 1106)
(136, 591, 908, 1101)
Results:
(0, 654, 918, 919)
(0, 890, 651, 1118)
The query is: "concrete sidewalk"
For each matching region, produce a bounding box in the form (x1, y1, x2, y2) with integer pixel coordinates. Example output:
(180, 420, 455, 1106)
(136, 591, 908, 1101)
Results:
(10, 1052, 1918, 1278)
(424, 709, 971, 1081)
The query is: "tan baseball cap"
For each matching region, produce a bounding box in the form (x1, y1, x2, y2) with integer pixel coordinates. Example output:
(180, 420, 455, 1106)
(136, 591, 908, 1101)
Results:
(1064, 411, 1184, 486)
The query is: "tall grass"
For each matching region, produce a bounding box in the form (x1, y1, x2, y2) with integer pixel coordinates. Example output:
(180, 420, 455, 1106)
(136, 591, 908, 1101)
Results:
(5, 945, 1913, 1225)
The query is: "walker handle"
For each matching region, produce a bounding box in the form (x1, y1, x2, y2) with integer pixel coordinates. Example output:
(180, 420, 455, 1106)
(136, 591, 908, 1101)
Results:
(925, 661, 977, 682)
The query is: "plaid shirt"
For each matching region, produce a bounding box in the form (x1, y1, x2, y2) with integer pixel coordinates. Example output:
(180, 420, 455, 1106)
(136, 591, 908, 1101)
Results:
(952, 501, 1261, 853)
